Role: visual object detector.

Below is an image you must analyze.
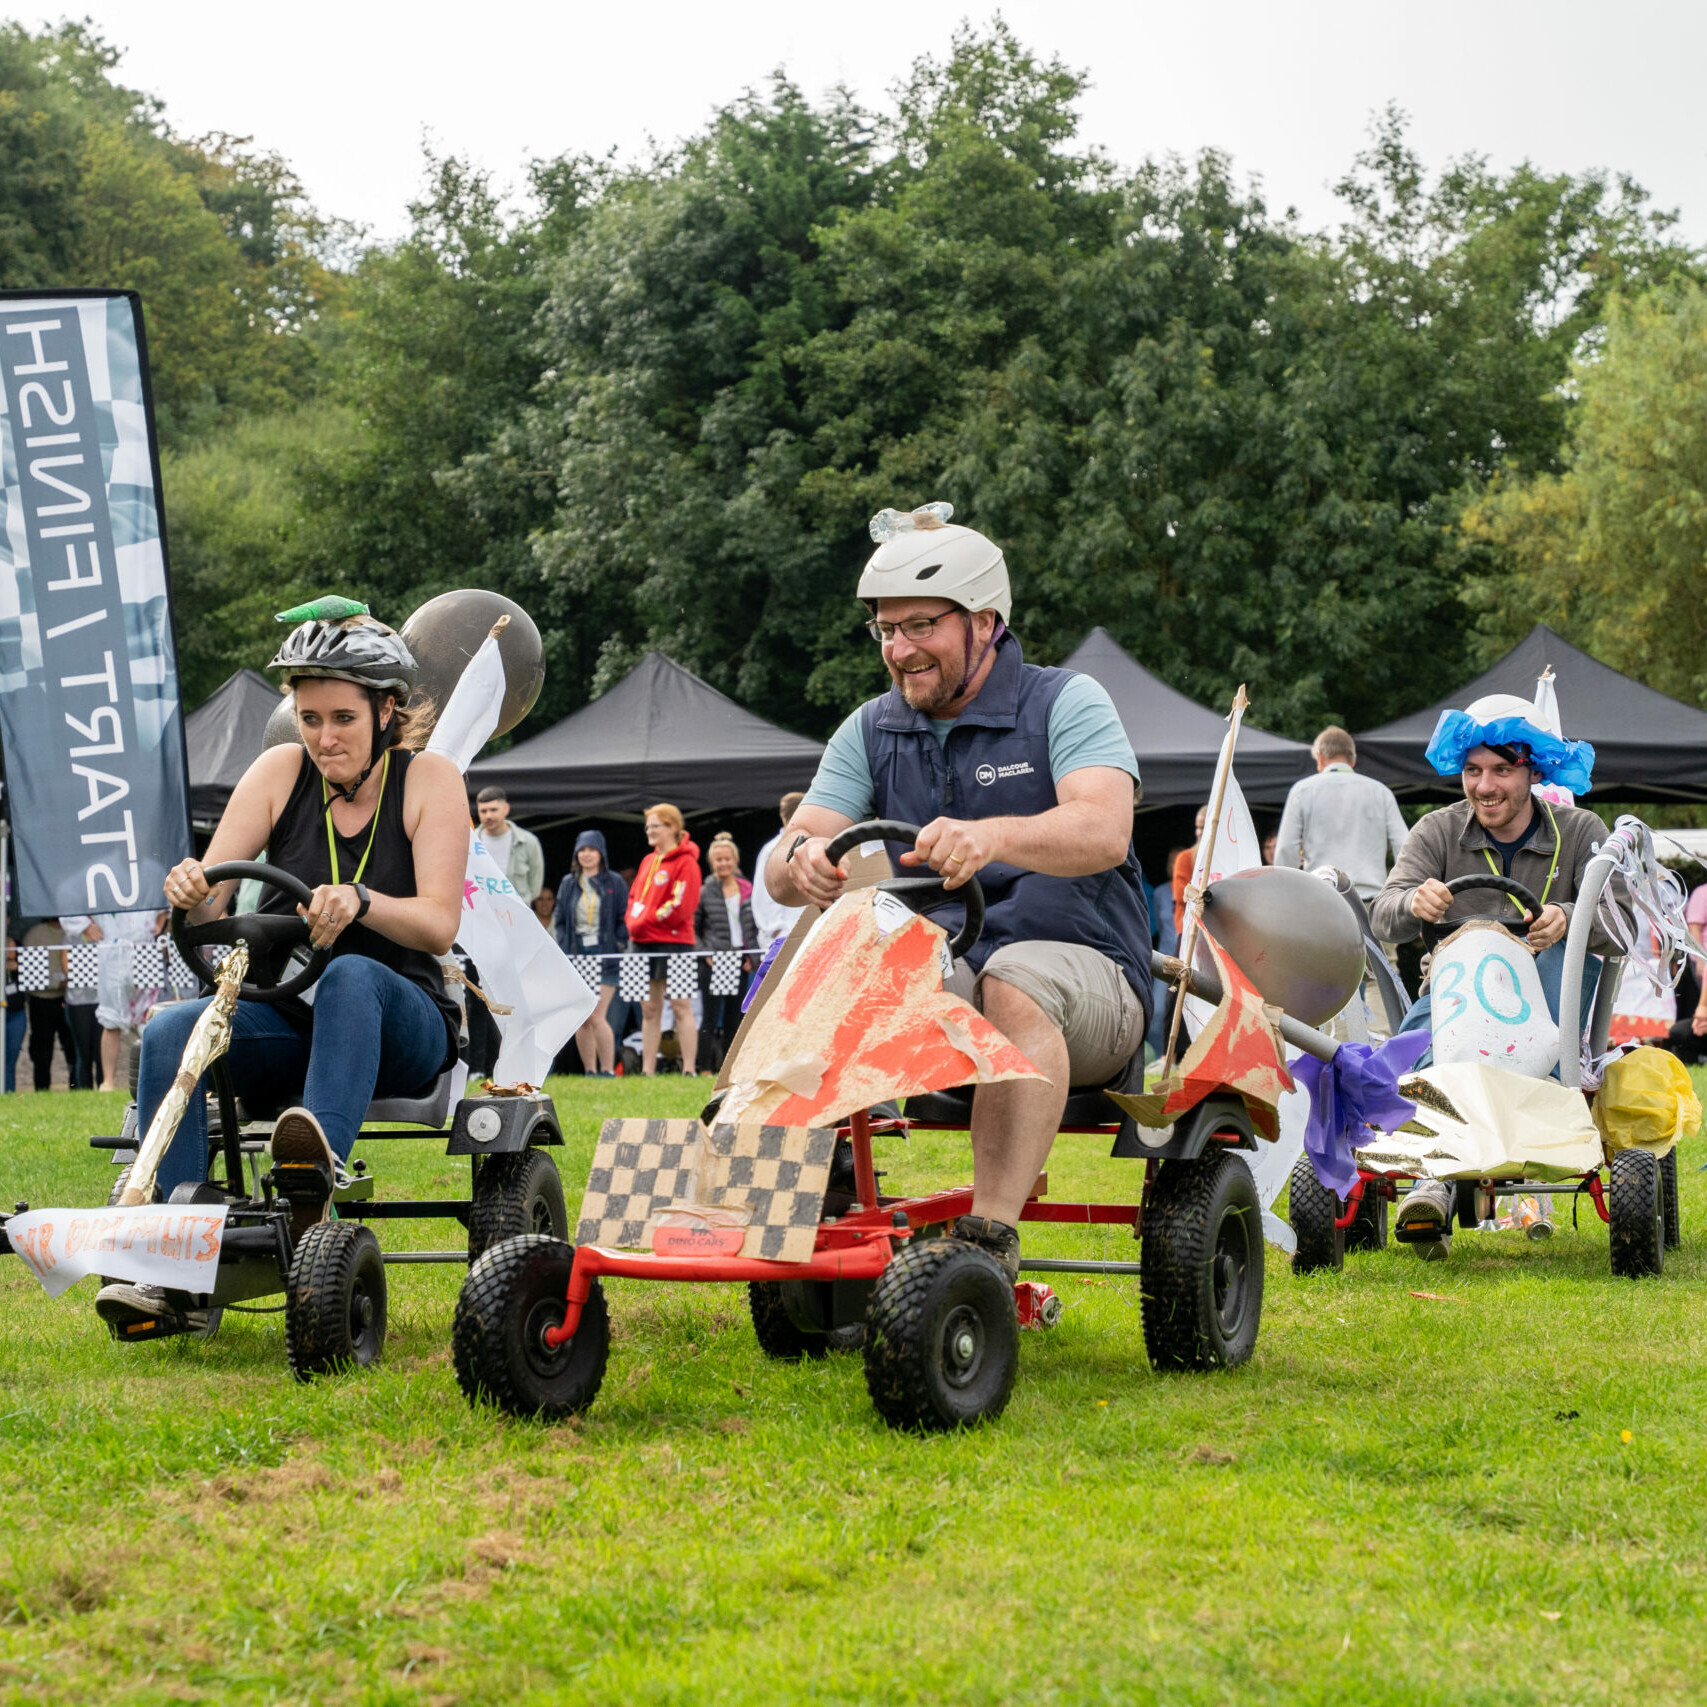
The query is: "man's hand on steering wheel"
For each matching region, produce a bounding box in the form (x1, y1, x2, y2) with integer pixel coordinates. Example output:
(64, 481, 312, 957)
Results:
(300, 884, 363, 950)
(785, 837, 849, 908)
(900, 816, 1001, 892)
(1408, 878, 1454, 925)
(1525, 903, 1567, 952)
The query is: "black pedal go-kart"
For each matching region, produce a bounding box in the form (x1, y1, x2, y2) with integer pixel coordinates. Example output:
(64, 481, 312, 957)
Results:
(0, 861, 568, 1381)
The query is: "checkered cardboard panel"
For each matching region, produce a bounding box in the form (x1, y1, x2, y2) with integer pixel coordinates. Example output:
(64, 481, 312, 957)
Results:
(576, 1117, 837, 1262)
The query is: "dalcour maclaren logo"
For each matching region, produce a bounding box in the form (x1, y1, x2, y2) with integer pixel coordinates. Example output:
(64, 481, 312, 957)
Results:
(975, 759, 1035, 787)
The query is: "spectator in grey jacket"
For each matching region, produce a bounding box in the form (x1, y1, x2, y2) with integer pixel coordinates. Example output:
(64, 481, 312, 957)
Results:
(474, 786, 544, 902)
(1274, 727, 1409, 901)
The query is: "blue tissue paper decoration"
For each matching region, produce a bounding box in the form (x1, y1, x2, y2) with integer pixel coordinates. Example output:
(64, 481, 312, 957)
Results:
(1424, 710, 1595, 794)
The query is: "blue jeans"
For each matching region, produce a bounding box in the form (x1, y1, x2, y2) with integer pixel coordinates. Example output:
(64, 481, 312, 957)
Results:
(137, 956, 450, 1198)
(1398, 942, 1600, 1073)
(3, 1003, 24, 1092)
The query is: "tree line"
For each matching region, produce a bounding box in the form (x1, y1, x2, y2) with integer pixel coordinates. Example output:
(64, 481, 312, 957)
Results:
(4, 20, 1701, 741)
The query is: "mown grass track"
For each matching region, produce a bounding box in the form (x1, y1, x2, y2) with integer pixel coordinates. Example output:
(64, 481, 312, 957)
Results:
(0, 1073, 1703, 1704)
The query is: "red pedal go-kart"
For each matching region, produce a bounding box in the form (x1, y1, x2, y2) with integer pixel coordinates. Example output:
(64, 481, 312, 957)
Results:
(452, 820, 1278, 1432)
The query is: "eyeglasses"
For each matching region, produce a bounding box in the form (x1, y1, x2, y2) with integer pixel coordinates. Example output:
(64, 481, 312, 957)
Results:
(865, 612, 963, 644)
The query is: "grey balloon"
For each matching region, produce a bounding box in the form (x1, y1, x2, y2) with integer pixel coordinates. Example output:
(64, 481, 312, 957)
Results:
(262, 689, 300, 750)
(399, 589, 545, 739)
(1201, 865, 1366, 1026)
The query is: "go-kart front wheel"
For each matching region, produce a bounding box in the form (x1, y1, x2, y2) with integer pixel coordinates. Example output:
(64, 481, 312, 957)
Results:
(1609, 1148, 1664, 1278)
(1142, 1149, 1263, 1371)
(453, 1235, 608, 1420)
(286, 1221, 387, 1380)
(468, 1147, 567, 1263)
(864, 1241, 1018, 1432)
(1287, 1154, 1340, 1274)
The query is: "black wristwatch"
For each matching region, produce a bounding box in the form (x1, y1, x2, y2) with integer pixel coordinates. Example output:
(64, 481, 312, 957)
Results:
(351, 881, 372, 920)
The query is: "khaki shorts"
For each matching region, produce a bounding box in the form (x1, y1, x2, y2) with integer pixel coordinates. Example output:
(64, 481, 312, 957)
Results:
(945, 941, 1146, 1089)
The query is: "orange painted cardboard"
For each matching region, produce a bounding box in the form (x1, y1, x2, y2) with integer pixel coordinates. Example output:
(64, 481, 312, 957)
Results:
(717, 889, 1045, 1128)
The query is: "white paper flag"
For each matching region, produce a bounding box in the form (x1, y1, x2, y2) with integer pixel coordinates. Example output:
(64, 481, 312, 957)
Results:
(8, 1204, 230, 1298)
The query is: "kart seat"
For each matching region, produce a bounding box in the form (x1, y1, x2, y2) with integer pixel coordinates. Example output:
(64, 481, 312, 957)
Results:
(365, 1067, 459, 1129)
(904, 1082, 1122, 1129)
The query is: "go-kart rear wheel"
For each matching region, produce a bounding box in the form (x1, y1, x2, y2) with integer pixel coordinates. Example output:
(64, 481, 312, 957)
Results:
(864, 1242, 1018, 1432)
(1143, 1149, 1263, 1371)
(1608, 1148, 1664, 1278)
(1287, 1154, 1341, 1274)
(286, 1221, 387, 1380)
(1661, 1148, 1681, 1250)
(1345, 1184, 1388, 1253)
(468, 1148, 567, 1263)
(454, 1235, 608, 1420)
(748, 1282, 831, 1360)
(1455, 1181, 1481, 1231)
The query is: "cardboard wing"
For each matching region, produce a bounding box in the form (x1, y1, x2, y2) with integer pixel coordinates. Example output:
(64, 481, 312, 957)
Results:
(1108, 926, 1293, 1141)
(1354, 1062, 1602, 1181)
(717, 888, 1044, 1128)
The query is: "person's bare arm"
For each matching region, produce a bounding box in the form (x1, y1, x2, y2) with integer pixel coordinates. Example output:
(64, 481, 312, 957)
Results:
(165, 745, 305, 920)
(901, 766, 1135, 890)
(766, 803, 857, 909)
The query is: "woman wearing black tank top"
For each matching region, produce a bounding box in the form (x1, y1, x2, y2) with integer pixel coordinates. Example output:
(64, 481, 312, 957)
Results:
(97, 607, 470, 1334)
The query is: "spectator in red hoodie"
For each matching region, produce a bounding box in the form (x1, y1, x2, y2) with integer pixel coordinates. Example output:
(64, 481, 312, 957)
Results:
(627, 802, 703, 1075)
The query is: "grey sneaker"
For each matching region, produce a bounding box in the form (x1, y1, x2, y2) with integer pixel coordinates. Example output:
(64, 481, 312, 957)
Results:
(95, 1281, 217, 1337)
(1396, 1179, 1454, 1262)
(950, 1214, 1021, 1283)
(270, 1107, 336, 1240)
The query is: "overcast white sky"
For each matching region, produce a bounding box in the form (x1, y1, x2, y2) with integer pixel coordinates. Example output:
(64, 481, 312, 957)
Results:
(45, 1, 1707, 245)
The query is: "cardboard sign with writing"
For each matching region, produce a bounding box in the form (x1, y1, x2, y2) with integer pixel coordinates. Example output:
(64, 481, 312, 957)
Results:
(7, 1204, 229, 1298)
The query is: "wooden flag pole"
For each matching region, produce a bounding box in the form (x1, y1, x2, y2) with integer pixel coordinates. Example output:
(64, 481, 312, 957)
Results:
(1160, 684, 1250, 1077)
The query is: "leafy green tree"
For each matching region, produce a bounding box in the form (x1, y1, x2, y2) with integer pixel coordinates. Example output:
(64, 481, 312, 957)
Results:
(1461, 282, 1707, 706)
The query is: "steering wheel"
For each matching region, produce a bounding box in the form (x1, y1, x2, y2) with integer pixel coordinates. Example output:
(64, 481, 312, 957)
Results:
(171, 860, 331, 1004)
(1418, 872, 1545, 949)
(823, 820, 986, 961)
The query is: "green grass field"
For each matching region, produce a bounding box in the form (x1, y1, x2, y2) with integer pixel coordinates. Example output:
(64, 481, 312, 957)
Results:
(0, 1074, 1704, 1705)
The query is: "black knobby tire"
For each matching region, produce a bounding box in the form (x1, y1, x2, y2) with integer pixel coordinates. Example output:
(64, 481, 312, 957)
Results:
(106, 1162, 161, 1208)
(1455, 1181, 1481, 1231)
(468, 1148, 567, 1263)
(1143, 1149, 1264, 1371)
(453, 1235, 609, 1420)
(1345, 1185, 1388, 1253)
(285, 1221, 388, 1381)
(1608, 1148, 1665, 1279)
(748, 1282, 831, 1361)
(1661, 1148, 1681, 1250)
(1287, 1154, 1341, 1274)
(863, 1242, 1018, 1432)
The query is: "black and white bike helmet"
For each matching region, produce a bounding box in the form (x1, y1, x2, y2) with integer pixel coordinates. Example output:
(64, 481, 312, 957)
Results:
(270, 597, 419, 797)
(270, 597, 418, 700)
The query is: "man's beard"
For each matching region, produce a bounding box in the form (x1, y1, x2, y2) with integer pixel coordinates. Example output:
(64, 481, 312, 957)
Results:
(896, 662, 958, 716)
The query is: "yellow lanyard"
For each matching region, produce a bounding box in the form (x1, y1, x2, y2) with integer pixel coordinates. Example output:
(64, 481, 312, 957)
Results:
(321, 752, 389, 890)
(1482, 795, 1560, 913)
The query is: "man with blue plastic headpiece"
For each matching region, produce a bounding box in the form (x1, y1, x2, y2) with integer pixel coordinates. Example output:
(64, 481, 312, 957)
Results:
(1370, 690, 1614, 1257)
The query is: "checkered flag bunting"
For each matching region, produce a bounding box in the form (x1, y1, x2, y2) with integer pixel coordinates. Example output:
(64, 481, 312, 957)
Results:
(576, 1117, 837, 1262)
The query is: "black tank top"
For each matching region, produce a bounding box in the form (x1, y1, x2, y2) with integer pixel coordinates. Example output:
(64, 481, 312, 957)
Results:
(260, 747, 461, 1067)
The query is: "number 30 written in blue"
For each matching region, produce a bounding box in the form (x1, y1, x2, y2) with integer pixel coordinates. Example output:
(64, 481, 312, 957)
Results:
(1434, 953, 1532, 1028)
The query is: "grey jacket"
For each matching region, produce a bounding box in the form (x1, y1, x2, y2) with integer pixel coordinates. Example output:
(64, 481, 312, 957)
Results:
(1275, 764, 1409, 900)
(1370, 798, 1615, 952)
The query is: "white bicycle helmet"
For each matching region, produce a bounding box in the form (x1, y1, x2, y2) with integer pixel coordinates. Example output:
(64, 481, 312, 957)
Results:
(857, 502, 1011, 624)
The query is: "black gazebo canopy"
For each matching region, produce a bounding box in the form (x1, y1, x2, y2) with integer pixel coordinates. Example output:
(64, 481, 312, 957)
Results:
(1354, 624, 1707, 803)
(1060, 628, 1314, 810)
(467, 651, 826, 820)
(184, 668, 281, 824)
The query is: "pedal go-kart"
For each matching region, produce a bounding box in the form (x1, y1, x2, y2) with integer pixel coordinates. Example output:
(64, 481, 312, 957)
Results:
(1288, 820, 1692, 1279)
(0, 861, 569, 1378)
(451, 819, 1347, 1433)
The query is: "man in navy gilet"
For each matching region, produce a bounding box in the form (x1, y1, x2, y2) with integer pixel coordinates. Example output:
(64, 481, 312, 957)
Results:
(765, 502, 1152, 1281)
